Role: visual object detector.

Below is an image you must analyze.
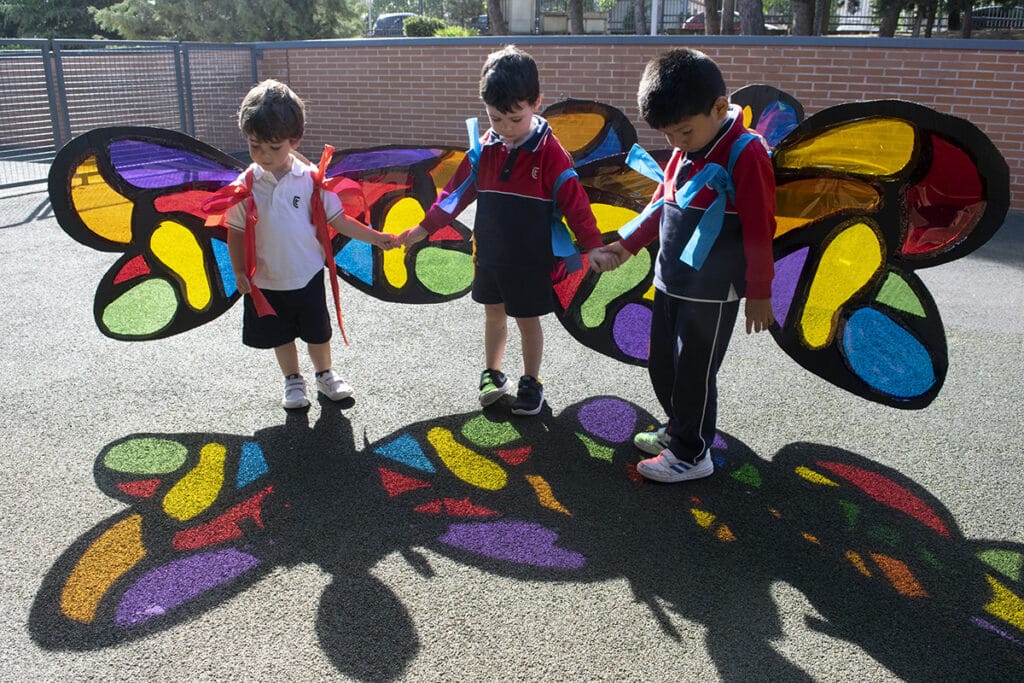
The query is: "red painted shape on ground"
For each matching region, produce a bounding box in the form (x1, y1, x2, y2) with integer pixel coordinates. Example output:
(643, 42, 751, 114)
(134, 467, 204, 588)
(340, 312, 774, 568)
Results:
(172, 486, 273, 551)
(379, 467, 432, 497)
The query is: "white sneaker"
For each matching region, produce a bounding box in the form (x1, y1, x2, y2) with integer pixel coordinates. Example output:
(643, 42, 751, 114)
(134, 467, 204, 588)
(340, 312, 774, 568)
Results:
(316, 369, 354, 401)
(282, 375, 309, 409)
(633, 425, 671, 455)
(636, 449, 713, 483)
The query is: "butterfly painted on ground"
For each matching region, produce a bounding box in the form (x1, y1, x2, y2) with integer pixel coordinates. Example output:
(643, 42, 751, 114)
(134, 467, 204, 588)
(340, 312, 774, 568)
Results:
(29, 398, 1024, 679)
(48, 90, 1010, 409)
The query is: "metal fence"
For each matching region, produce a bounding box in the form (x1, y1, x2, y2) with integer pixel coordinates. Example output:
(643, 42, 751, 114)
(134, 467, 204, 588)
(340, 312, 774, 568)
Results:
(0, 39, 257, 189)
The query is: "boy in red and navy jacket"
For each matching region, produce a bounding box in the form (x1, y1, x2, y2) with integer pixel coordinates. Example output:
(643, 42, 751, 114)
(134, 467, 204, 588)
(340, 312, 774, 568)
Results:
(603, 48, 776, 482)
(402, 46, 617, 416)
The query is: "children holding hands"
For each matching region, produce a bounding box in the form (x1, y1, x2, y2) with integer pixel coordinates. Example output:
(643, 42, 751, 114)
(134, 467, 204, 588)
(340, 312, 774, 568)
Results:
(599, 48, 777, 483)
(401, 46, 620, 416)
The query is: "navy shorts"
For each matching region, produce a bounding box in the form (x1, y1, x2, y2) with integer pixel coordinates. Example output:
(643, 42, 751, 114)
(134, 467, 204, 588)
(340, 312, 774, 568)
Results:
(472, 264, 555, 318)
(242, 271, 332, 349)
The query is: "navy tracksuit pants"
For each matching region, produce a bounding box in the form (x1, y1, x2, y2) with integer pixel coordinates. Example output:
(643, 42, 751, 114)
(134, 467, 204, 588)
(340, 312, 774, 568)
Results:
(648, 290, 740, 464)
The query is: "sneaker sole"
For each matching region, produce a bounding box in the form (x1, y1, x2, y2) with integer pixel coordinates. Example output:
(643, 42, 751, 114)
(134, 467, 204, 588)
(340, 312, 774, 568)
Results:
(479, 383, 511, 407)
(319, 387, 354, 401)
(633, 437, 670, 456)
(511, 398, 544, 416)
(636, 458, 713, 483)
(283, 398, 310, 409)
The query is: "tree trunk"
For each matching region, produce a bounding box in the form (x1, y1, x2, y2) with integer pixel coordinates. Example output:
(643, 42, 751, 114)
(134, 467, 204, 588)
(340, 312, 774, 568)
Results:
(791, 0, 814, 35)
(488, 1, 508, 35)
(813, 0, 830, 34)
(570, 0, 585, 33)
(878, 6, 901, 36)
(961, 3, 973, 38)
(705, 0, 721, 34)
(737, 0, 767, 35)
(633, 0, 647, 34)
(721, 0, 735, 34)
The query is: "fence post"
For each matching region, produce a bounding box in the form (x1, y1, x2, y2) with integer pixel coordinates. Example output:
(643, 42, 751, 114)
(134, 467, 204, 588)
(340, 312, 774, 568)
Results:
(50, 40, 72, 147)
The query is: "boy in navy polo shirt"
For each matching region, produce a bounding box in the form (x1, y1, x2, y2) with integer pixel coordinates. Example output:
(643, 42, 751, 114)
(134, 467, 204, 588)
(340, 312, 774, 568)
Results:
(601, 48, 776, 482)
(401, 46, 617, 415)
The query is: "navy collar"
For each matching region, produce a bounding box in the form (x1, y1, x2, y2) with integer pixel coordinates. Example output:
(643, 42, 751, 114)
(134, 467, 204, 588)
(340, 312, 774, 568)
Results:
(483, 115, 549, 152)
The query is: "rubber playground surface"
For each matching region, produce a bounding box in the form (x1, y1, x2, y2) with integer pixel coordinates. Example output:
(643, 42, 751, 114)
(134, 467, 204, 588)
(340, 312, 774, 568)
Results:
(1, 185, 1023, 681)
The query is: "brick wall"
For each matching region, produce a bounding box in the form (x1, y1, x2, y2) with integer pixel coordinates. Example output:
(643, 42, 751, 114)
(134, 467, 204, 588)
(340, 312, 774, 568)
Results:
(255, 37, 1023, 211)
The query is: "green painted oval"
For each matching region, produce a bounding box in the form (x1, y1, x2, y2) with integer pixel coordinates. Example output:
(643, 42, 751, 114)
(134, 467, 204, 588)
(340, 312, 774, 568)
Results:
(415, 247, 473, 296)
(102, 278, 177, 337)
(104, 437, 188, 474)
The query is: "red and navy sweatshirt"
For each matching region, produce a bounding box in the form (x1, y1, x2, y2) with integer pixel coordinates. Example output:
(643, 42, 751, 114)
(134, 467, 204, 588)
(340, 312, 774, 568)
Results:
(621, 106, 776, 301)
(420, 116, 603, 272)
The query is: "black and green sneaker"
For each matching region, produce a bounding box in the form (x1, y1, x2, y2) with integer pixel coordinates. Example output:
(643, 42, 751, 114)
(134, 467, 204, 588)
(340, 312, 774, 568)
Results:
(479, 368, 511, 406)
(511, 375, 545, 416)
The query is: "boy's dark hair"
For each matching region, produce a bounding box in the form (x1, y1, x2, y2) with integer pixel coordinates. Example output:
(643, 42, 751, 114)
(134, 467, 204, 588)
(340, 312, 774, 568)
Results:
(637, 48, 727, 129)
(479, 45, 541, 113)
(238, 79, 305, 142)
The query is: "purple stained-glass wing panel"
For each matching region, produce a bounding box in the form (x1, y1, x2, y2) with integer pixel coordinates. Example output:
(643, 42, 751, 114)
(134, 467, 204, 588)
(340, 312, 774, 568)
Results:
(331, 149, 443, 175)
(110, 140, 239, 189)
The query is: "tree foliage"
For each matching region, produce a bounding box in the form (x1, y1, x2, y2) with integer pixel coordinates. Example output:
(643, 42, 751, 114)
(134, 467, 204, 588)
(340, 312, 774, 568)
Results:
(403, 14, 446, 35)
(91, 0, 364, 41)
(0, 0, 118, 38)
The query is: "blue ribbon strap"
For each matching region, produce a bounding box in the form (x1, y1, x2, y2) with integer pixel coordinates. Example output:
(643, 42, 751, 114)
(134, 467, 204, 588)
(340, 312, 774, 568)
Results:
(616, 144, 667, 239)
(551, 167, 582, 273)
(678, 133, 758, 270)
(438, 117, 482, 215)
(625, 143, 665, 183)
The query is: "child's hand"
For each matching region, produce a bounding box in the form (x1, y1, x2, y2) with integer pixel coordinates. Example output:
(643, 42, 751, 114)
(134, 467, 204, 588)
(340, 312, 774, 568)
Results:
(234, 271, 251, 295)
(374, 232, 398, 250)
(589, 242, 629, 272)
(745, 298, 775, 334)
(400, 225, 428, 248)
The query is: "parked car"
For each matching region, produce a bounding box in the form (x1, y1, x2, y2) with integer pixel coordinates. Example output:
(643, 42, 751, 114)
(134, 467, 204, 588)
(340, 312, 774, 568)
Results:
(970, 4, 1024, 29)
(468, 14, 489, 34)
(368, 12, 418, 37)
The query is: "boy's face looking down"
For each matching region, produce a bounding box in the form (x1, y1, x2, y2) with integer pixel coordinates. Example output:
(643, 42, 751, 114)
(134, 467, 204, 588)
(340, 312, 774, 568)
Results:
(485, 97, 542, 147)
(248, 136, 300, 178)
(657, 96, 730, 153)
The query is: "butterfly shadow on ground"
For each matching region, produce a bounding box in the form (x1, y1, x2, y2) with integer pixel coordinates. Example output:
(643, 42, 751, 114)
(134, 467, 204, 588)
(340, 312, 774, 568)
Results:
(28, 397, 1024, 681)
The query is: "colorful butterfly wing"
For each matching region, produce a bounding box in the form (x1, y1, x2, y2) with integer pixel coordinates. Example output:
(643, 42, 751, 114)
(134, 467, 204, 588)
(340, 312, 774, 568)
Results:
(30, 432, 279, 647)
(544, 98, 638, 165)
(49, 127, 244, 340)
(537, 100, 664, 365)
(769, 101, 1010, 408)
(324, 146, 475, 303)
(730, 84, 805, 149)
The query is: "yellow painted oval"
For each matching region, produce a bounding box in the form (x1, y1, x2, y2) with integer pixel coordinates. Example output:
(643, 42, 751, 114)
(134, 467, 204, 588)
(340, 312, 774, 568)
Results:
(427, 427, 507, 491)
(151, 221, 211, 311)
(382, 196, 426, 289)
(163, 442, 226, 521)
(800, 222, 883, 349)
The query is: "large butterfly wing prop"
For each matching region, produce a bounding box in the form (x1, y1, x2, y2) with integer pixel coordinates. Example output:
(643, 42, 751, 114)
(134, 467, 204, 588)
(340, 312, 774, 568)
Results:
(324, 146, 474, 303)
(48, 127, 245, 341)
(544, 100, 667, 366)
(544, 92, 800, 367)
(49, 128, 475, 341)
(768, 100, 1010, 408)
(29, 432, 282, 648)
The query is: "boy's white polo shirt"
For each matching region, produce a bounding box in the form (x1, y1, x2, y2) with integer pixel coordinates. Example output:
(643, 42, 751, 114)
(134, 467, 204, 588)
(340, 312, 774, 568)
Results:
(226, 156, 344, 291)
